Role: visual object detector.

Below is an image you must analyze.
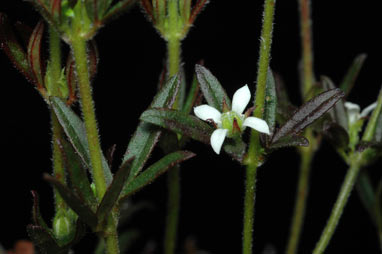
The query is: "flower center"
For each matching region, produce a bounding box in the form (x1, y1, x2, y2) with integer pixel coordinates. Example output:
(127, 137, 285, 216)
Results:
(221, 111, 245, 137)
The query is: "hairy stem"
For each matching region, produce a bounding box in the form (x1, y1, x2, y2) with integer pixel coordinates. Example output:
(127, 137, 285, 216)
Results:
(243, 1, 276, 254)
(71, 37, 119, 254)
(49, 27, 66, 211)
(298, 0, 315, 99)
(312, 154, 362, 254)
(286, 129, 315, 254)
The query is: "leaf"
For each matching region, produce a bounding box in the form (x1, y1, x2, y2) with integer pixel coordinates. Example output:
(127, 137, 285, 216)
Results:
(58, 138, 97, 209)
(102, 0, 136, 24)
(65, 52, 77, 105)
(182, 70, 201, 114)
(195, 64, 231, 112)
(357, 141, 382, 152)
(140, 108, 213, 144)
(27, 20, 45, 91)
(356, 172, 377, 225)
(189, 0, 208, 25)
(121, 75, 180, 183)
(31, 191, 51, 230)
(269, 134, 309, 149)
(274, 73, 297, 125)
(51, 0, 62, 23)
(97, 157, 134, 225)
(27, 225, 63, 254)
(121, 151, 195, 198)
(321, 76, 348, 130)
(51, 97, 113, 186)
(340, 54, 367, 97)
(177, 66, 187, 110)
(374, 103, 382, 143)
(264, 68, 277, 134)
(0, 13, 34, 82)
(223, 138, 247, 162)
(44, 174, 98, 229)
(271, 88, 345, 143)
(323, 122, 349, 150)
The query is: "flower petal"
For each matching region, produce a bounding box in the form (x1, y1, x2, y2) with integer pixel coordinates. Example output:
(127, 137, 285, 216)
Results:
(210, 129, 228, 154)
(344, 101, 361, 124)
(360, 102, 377, 118)
(194, 105, 222, 124)
(232, 85, 251, 114)
(243, 117, 270, 135)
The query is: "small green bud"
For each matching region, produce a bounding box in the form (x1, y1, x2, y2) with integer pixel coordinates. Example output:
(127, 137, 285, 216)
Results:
(53, 210, 74, 243)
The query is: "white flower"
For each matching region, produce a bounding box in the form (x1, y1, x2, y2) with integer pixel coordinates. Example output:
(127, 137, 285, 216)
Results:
(194, 85, 270, 154)
(344, 101, 377, 125)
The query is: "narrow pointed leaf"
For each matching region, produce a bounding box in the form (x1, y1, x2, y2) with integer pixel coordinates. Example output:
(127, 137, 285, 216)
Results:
(375, 108, 382, 143)
(65, 53, 77, 105)
(51, 97, 113, 186)
(177, 66, 187, 110)
(97, 157, 134, 225)
(51, 0, 62, 23)
(85, 0, 98, 22)
(269, 134, 309, 149)
(323, 122, 349, 150)
(28, 0, 57, 28)
(340, 54, 367, 97)
(322, 76, 348, 130)
(27, 225, 63, 254)
(0, 13, 33, 82)
(122, 75, 180, 184)
(27, 21, 45, 91)
(31, 191, 51, 230)
(195, 64, 231, 111)
(121, 151, 195, 198)
(140, 108, 213, 144)
(264, 68, 277, 134)
(357, 141, 382, 152)
(59, 138, 97, 209)
(272, 88, 345, 143)
(88, 40, 99, 80)
(44, 174, 98, 228)
(189, 0, 208, 25)
(182, 72, 201, 114)
(102, 0, 136, 24)
(274, 73, 297, 125)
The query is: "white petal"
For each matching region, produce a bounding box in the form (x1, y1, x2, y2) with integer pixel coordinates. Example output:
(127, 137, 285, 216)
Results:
(344, 101, 361, 124)
(232, 85, 251, 114)
(210, 129, 228, 154)
(360, 102, 377, 118)
(243, 117, 270, 135)
(194, 105, 222, 124)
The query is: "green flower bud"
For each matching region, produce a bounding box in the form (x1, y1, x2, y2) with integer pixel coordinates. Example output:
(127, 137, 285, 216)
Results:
(53, 210, 74, 243)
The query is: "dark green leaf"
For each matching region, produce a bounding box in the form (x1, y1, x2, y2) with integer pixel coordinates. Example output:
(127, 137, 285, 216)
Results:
(97, 157, 134, 225)
(264, 68, 277, 134)
(0, 13, 33, 82)
(340, 54, 367, 97)
(51, 97, 113, 186)
(27, 21, 45, 91)
(121, 75, 180, 184)
(102, 0, 136, 24)
(27, 225, 63, 254)
(195, 64, 231, 111)
(322, 76, 348, 130)
(269, 134, 309, 149)
(44, 174, 98, 228)
(323, 122, 349, 150)
(182, 71, 201, 114)
(223, 138, 247, 163)
(140, 108, 213, 144)
(271, 88, 345, 143)
(31, 191, 51, 231)
(59, 138, 97, 209)
(121, 151, 195, 198)
(51, 0, 62, 23)
(177, 66, 187, 110)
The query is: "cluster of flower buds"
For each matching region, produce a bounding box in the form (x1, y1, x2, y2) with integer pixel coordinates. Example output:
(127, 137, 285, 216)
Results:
(0, 13, 99, 105)
(141, 0, 208, 40)
(27, 0, 136, 42)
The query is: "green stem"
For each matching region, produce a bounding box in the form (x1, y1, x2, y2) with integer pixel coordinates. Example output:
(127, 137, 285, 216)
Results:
(312, 154, 362, 254)
(286, 130, 315, 254)
(49, 27, 66, 211)
(243, 1, 276, 254)
(298, 0, 315, 99)
(71, 36, 119, 254)
(71, 37, 106, 200)
(164, 4, 182, 250)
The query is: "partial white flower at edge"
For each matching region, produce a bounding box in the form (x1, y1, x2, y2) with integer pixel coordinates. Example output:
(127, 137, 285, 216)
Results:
(344, 101, 377, 125)
(194, 85, 270, 154)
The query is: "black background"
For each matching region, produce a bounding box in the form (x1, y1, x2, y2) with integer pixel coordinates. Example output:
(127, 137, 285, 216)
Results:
(1, 1, 382, 253)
